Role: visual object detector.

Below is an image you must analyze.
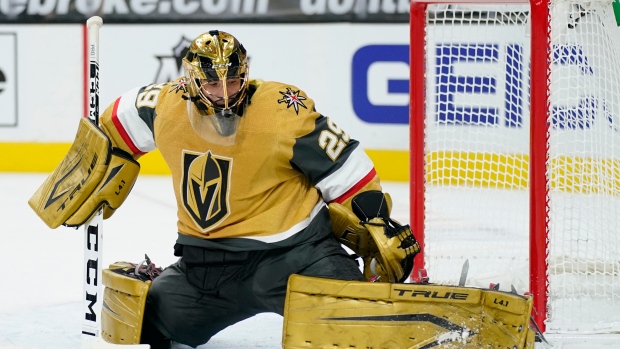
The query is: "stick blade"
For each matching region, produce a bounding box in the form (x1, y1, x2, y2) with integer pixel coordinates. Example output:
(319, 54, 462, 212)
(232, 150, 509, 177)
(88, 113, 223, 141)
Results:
(458, 259, 469, 286)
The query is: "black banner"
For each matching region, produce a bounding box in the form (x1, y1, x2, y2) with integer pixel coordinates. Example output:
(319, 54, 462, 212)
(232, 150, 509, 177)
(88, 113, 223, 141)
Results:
(0, 0, 410, 23)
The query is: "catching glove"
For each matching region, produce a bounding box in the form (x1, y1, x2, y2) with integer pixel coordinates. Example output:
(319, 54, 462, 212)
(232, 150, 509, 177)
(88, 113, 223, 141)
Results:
(329, 190, 420, 283)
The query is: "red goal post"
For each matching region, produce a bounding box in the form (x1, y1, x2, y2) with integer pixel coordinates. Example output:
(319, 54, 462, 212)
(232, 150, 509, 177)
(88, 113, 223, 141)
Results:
(410, 0, 620, 335)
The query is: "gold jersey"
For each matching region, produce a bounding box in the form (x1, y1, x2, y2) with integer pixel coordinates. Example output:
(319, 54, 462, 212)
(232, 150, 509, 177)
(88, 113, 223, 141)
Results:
(99, 78, 381, 250)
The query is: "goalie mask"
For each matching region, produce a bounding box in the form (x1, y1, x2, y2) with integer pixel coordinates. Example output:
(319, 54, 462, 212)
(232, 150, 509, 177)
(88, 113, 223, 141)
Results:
(183, 30, 249, 142)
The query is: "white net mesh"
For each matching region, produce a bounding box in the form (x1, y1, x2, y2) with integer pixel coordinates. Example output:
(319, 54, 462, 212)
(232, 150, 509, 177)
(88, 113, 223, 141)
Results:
(418, 0, 620, 333)
(547, 0, 620, 333)
(422, 2, 532, 292)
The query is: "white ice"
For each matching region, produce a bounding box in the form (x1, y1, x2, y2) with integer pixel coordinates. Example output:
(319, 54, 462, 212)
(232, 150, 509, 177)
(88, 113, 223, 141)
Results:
(0, 173, 286, 349)
(1, 174, 618, 348)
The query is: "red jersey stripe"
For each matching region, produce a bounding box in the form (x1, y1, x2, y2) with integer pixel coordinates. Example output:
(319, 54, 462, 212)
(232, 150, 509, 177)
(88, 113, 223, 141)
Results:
(111, 97, 145, 155)
(331, 168, 377, 204)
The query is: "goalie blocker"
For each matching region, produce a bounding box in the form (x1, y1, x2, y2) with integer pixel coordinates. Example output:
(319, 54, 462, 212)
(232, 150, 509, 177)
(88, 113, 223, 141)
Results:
(283, 274, 536, 349)
(28, 117, 140, 229)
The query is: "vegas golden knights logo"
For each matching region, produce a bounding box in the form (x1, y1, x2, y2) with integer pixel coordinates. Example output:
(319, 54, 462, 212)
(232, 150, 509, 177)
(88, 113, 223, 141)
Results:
(181, 150, 232, 232)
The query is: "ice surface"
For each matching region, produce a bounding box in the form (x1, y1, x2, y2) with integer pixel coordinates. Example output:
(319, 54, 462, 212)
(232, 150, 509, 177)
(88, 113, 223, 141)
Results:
(1, 174, 617, 348)
(0, 174, 286, 349)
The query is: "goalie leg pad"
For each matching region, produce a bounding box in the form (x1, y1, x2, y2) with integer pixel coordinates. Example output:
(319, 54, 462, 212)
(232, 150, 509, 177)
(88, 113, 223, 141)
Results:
(283, 274, 536, 349)
(101, 262, 152, 345)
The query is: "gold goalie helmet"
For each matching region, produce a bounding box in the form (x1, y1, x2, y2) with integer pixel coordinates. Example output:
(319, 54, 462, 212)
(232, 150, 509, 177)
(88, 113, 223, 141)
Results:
(182, 30, 250, 142)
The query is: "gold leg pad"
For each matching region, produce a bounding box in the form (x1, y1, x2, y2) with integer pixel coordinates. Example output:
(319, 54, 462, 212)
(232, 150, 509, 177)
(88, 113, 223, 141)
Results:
(101, 263, 152, 345)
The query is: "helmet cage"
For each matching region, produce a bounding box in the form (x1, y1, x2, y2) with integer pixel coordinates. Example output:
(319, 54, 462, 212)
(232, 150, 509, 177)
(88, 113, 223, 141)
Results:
(182, 32, 249, 116)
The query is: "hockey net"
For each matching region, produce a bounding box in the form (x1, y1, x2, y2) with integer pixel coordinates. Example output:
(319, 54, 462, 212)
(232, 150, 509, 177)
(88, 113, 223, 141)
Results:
(410, 0, 620, 334)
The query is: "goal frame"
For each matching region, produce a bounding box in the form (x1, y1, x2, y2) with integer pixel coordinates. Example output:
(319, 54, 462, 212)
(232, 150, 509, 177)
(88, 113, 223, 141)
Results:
(409, 0, 550, 332)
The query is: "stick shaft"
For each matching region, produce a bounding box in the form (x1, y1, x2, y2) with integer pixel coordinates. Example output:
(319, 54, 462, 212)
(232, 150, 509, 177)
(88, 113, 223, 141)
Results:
(82, 214, 104, 339)
(82, 16, 104, 344)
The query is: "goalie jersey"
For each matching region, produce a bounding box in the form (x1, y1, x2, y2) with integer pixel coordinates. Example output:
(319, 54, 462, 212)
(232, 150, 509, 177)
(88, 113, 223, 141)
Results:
(99, 78, 381, 251)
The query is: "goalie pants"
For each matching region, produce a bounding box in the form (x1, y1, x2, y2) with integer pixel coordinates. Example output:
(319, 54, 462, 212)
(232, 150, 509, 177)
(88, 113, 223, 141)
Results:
(144, 233, 363, 348)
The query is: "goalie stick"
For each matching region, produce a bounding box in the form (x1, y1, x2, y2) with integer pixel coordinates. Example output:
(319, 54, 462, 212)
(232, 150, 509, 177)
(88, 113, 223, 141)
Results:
(81, 16, 149, 349)
(81, 16, 104, 348)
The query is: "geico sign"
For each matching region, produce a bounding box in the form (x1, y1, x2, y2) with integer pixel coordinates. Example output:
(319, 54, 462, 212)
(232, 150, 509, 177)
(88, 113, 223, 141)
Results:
(352, 43, 619, 131)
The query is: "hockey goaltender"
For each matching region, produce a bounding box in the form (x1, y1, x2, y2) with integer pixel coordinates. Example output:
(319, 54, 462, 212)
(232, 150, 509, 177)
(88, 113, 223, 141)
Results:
(29, 30, 536, 349)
